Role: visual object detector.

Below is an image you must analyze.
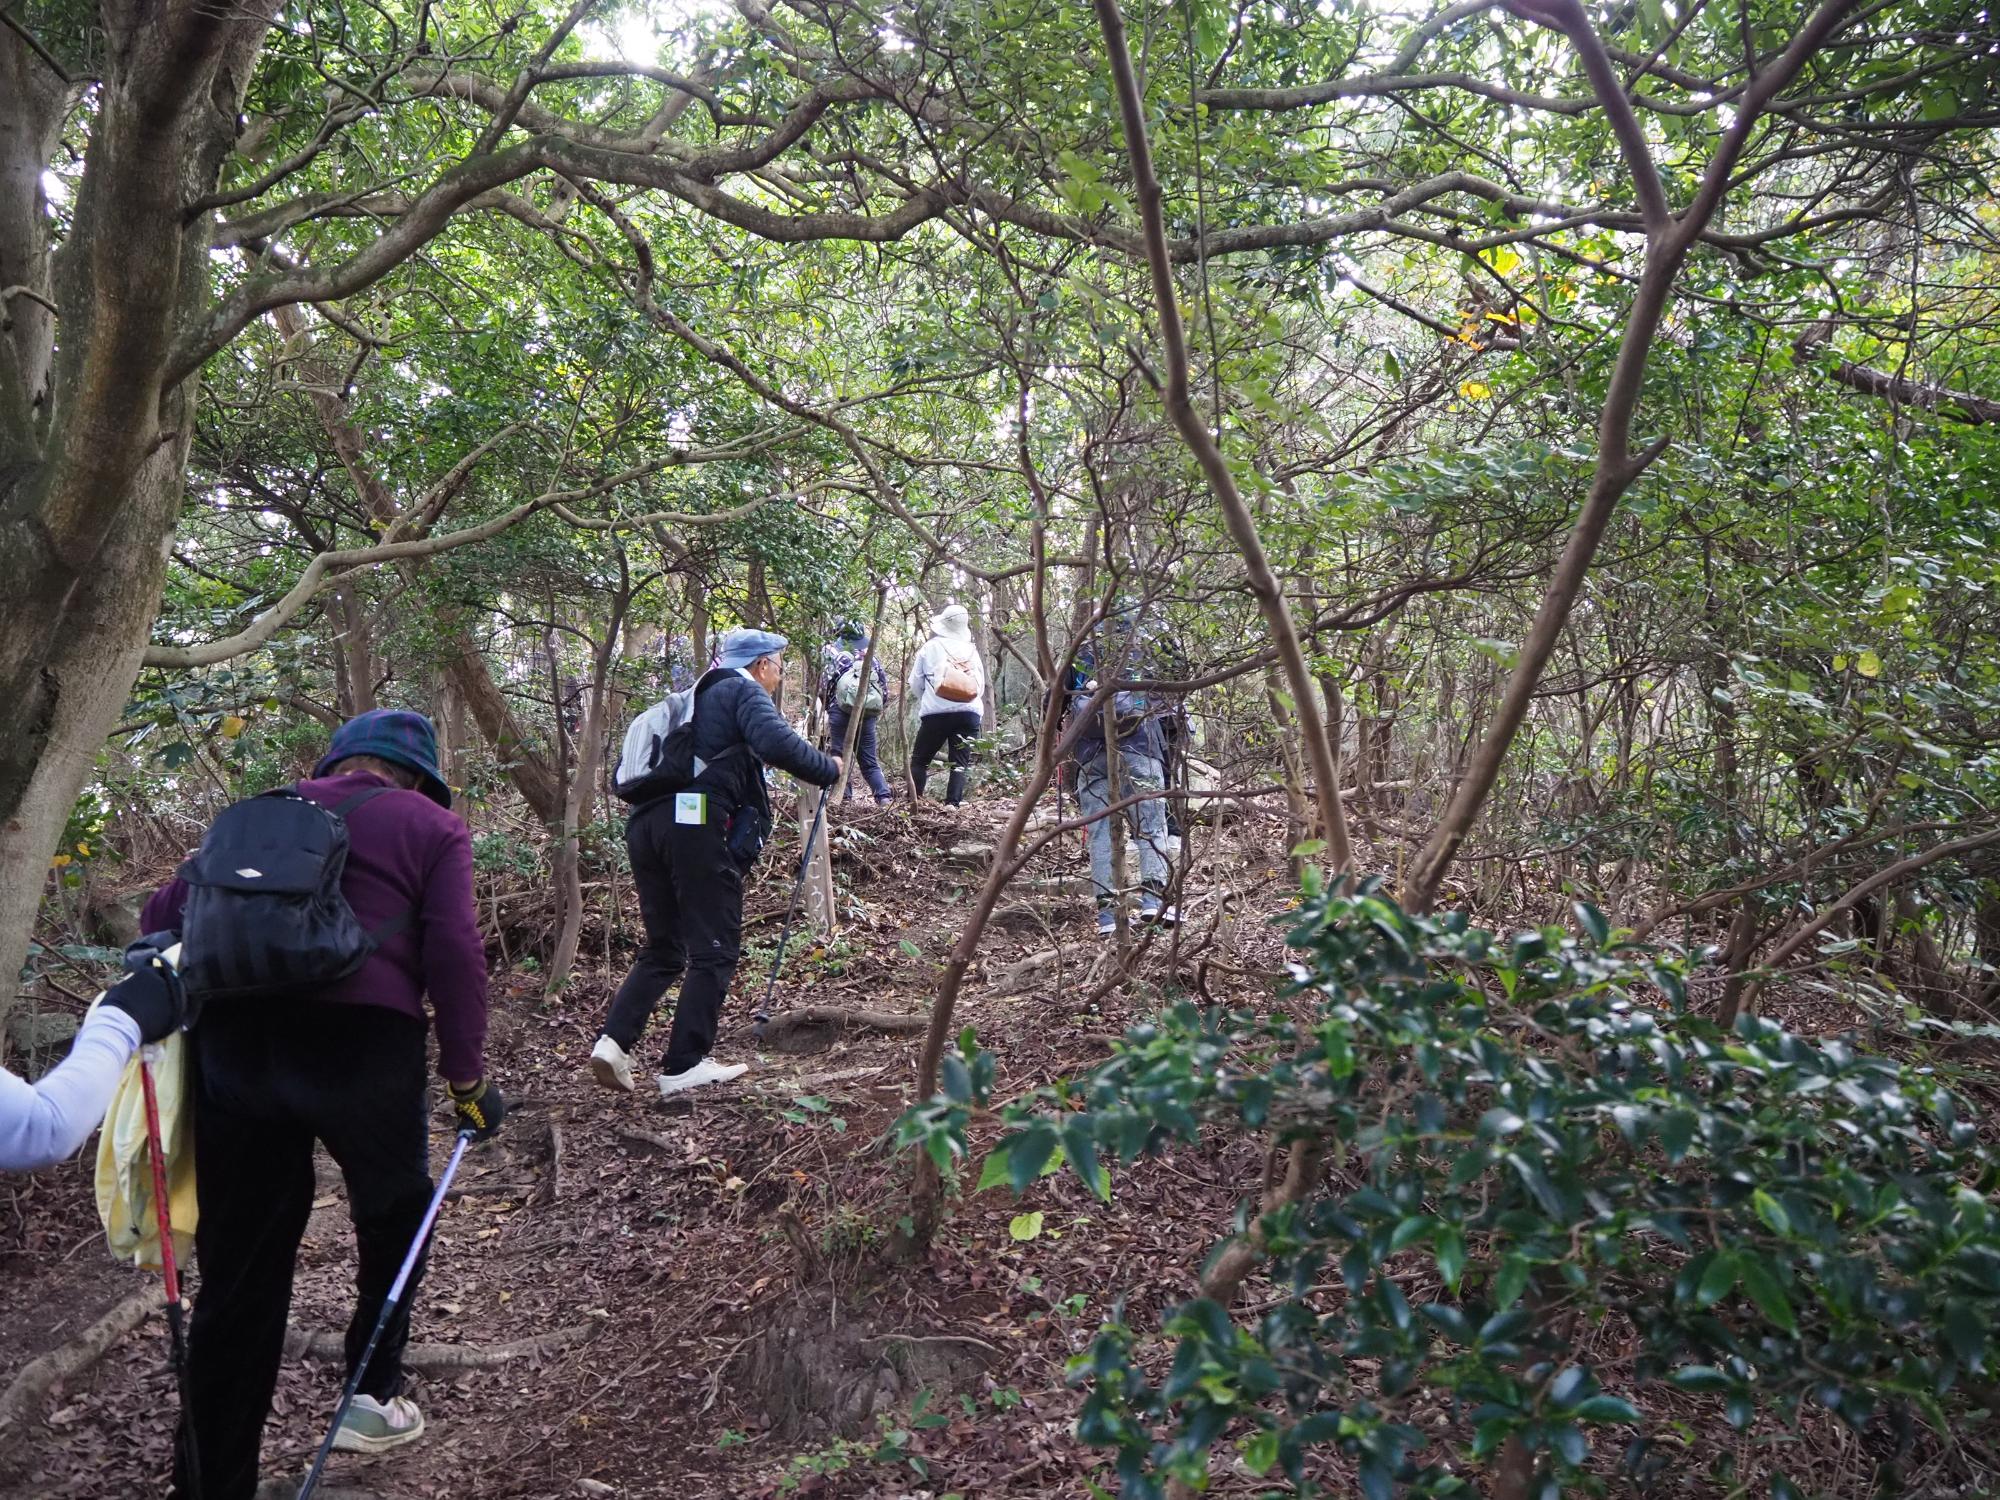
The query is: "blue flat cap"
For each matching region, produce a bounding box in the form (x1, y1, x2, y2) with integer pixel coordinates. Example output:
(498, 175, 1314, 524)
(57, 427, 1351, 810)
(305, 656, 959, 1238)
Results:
(716, 627, 788, 669)
(315, 709, 452, 807)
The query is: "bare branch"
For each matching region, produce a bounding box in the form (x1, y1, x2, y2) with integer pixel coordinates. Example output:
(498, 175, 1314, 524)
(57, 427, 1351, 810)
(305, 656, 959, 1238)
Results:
(144, 461, 768, 669)
(1093, 0, 1354, 874)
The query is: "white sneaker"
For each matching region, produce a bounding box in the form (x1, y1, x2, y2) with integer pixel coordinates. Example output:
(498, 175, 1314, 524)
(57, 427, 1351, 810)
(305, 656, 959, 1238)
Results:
(589, 1035, 635, 1093)
(656, 1057, 749, 1097)
(332, 1393, 425, 1453)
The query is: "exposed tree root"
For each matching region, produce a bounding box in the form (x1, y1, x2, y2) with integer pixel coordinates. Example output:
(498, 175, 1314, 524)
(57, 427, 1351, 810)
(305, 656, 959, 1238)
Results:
(0, 1287, 154, 1432)
(615, 1126, 678, 1154)
(984, 947, 1061, 997)
(756, 1005, 928, 1054)
(283, 1321, 601, 1371)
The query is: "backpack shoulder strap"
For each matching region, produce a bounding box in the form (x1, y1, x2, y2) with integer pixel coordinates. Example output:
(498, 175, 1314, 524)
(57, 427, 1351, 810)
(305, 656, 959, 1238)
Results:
(329, 785, 399, 819)
(324, 784, 419, 942)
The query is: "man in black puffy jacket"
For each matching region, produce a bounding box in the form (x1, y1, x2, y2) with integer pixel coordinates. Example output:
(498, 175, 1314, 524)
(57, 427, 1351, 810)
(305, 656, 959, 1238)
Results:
(591, 629, 841, 1097)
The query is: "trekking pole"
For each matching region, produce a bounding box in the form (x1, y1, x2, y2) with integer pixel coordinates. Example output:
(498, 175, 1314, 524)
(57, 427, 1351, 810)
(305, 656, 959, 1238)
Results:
(140, 1049, 201, 1500)
(296, 1130, 474, 1500)
(752, 783, 833, 1037)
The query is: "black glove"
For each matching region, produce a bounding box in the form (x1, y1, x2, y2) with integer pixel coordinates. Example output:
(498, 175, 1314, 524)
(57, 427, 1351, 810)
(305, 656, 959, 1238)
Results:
(102, 960, 187, 1044)
(448, 1079, 505, 1141)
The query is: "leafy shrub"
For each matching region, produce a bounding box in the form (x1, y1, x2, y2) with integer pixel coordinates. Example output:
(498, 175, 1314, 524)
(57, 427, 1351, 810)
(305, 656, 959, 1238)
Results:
(902, 878, 2000, 1497)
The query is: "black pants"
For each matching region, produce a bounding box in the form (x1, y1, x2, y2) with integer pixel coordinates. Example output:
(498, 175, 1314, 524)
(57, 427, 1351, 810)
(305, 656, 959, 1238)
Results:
(826, 706, 893, 801)
(601, 796, 744, 1074)
(174, 1003, 433, 1500)
(911, 710, 979, 804)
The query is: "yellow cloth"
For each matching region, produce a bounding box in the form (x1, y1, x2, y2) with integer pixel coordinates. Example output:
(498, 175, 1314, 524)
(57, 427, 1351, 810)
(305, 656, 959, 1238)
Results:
(94, 1029, 197, 1272)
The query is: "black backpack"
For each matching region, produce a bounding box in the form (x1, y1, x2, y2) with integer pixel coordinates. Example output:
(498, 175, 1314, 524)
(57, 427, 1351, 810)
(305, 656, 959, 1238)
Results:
(175, 785, 413, 1000)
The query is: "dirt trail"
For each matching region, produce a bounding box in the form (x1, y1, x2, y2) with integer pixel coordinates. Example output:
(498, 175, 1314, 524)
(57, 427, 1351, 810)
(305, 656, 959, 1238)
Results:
(0, 796, 1294, 1499)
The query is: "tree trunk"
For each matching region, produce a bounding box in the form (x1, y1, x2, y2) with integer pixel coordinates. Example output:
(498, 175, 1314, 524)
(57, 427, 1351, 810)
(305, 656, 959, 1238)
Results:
(329, 582, 378, 717)
(798, 783, 835, 931)
(0, 13, 277, 1002)
(685, 572, 710, 668)
(0, 42, 63, 465)
(1263, 670, 1310, 874)
(441, 614, 562, 825)
(0, 448, 189, 1020)
(547, 570, 631, 995)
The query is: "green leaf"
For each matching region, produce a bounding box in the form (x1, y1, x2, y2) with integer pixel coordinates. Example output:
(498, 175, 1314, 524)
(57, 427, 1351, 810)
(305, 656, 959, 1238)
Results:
(941, 1053, 971, 1102)
(1696, 1251, 1739, 1308)
(1434, 1226, 1466, 1293)
(1573, 1394, 1640, 1423)
(1061, 1115, 1109, 1202)
(1390, 1214, 1434, 1252)
(1240, 1428, 1279, 1476)
(1751, 1189, 1791, 1235)
(1659, 1110, 1697, 1162)
(1009, 1211, 1046, 1242)
(1008, 1126, 1057, 1194)
(1573, 901, 1610, 946)
(1547, 1365, 1588, 1409)
(1736, 1255, 1797, 1333)
(899, 938, 923, 958)
(976, 1142, 1016, 1193)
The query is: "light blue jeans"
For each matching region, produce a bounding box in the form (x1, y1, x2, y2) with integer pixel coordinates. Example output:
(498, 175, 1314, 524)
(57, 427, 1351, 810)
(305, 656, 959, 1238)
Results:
(1076, 752, 1170, 901)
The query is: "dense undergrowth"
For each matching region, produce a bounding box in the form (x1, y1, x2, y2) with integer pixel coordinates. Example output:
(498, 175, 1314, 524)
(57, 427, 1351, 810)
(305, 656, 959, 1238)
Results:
(905, 878, 2000, 1497)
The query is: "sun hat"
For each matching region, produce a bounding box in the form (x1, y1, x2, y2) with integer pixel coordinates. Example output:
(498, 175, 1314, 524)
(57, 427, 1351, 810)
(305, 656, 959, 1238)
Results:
(930, 604, 971, 639)
(716, 627, 789, 670)
(314, 709, 451, 807)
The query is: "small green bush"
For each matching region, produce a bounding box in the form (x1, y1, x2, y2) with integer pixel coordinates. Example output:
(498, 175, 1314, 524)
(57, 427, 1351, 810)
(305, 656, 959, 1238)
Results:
(902, 878, 2000, 1497)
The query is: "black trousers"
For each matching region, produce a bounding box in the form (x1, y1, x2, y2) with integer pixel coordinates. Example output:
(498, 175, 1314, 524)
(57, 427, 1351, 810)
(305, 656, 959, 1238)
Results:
(826, 706, 893, 801)
(174, 1002, 433, 1500)
(602, 796, 744, 1074)
(910, 710, 979, 804)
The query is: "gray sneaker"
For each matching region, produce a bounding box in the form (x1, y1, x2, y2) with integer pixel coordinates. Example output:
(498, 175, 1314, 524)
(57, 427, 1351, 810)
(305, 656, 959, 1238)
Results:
(332, 1394, 425, 1454)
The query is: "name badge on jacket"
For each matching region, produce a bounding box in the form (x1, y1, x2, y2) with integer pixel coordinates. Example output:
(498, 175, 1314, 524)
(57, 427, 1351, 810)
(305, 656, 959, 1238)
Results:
(674, 791, 707, 825)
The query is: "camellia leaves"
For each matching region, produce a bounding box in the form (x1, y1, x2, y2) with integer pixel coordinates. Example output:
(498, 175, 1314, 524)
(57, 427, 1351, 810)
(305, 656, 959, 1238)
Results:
(1696, 1251, 1739, 1308)
(1735, 1255, 1798, 1333)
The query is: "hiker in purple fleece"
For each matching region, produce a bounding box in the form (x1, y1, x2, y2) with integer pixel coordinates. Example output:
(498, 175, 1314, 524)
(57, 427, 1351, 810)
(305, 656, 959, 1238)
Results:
(147, 710, 502, 1496)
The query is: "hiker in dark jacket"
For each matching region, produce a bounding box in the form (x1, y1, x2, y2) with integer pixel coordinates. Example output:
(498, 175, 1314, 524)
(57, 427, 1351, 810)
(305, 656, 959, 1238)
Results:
(821, 620, 893, 803)
(144, 710, 502, 1496)
(591, 628, 842, 1098)
(1066, 608, 1182, 936)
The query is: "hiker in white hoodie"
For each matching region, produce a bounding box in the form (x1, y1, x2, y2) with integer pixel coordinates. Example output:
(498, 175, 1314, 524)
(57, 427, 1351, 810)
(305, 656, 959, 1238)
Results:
(0, 959, 183, 1173)
(907, 603, 985, 806)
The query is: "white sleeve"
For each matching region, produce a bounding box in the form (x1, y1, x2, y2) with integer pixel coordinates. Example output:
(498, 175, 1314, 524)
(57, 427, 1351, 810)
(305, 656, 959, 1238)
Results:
(907, 641, 931, 696)
(0, 1006, 141, 1173)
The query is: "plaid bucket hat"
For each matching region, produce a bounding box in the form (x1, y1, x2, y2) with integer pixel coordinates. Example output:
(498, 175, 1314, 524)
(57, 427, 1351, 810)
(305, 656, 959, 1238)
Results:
(314, 709, 452, 808)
